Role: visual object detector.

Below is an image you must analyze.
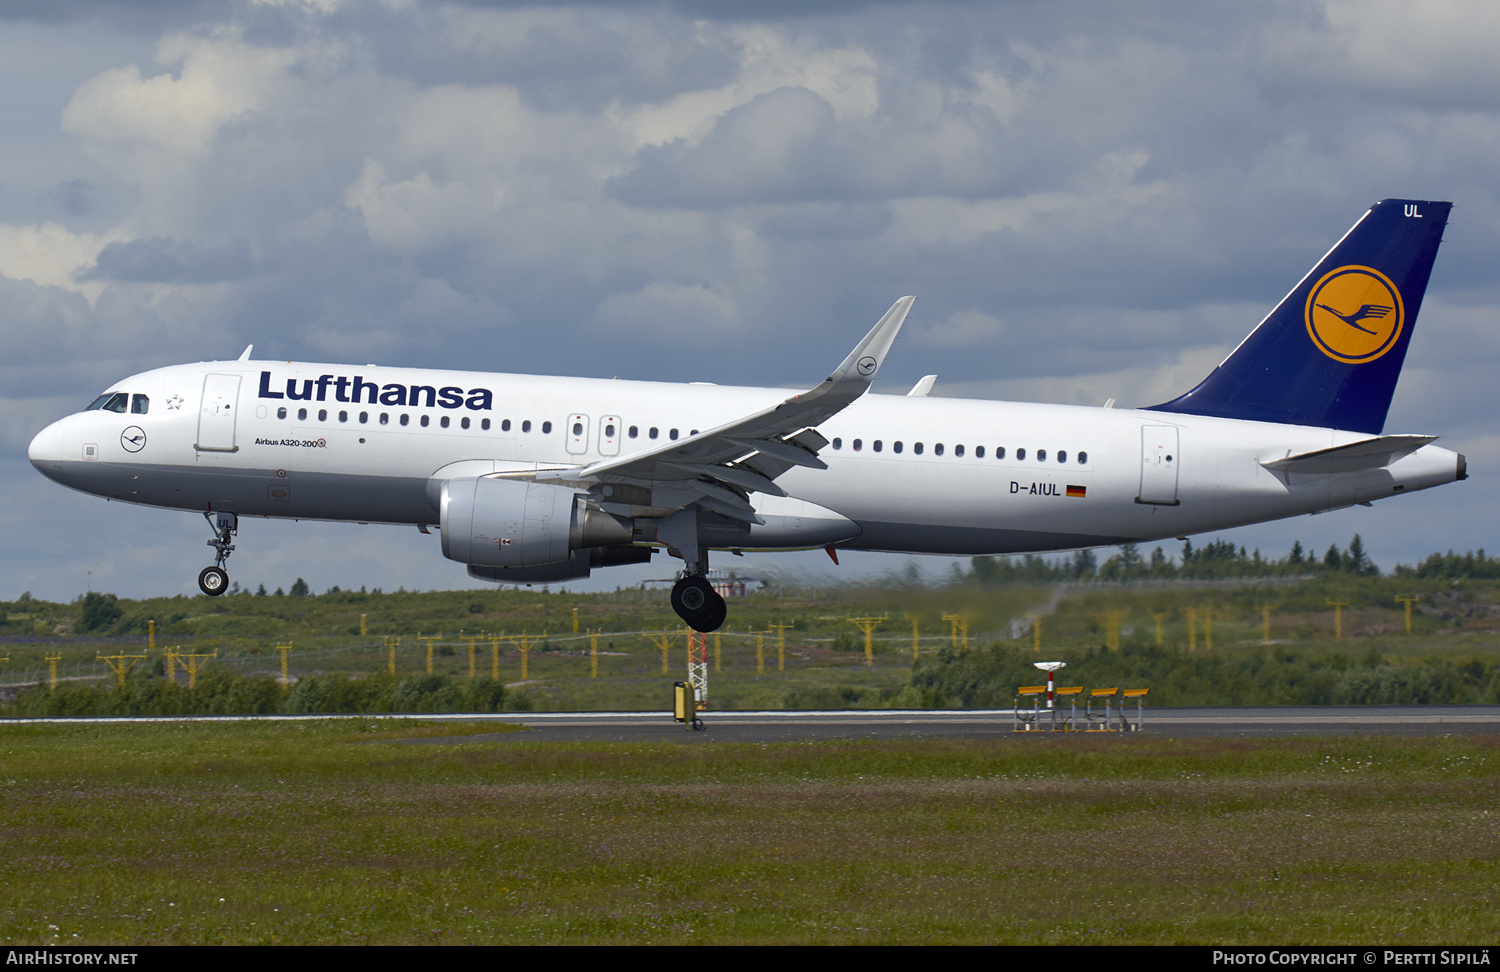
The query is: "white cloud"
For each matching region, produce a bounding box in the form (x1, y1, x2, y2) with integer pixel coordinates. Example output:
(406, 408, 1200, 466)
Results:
(62, 32, 296, 160)
(0, 221, 119, 298)
(622, 25, 879, 149)
(594, 282, 740, 342)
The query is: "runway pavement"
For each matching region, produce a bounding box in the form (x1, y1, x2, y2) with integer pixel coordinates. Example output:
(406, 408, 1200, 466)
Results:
(405, 705, 1500, 744)
(7, 706, 1496, 742)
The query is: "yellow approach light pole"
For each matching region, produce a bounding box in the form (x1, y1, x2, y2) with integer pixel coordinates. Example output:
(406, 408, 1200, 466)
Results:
(849, 616, 886, 667)
(1395, 596, 1418, 634)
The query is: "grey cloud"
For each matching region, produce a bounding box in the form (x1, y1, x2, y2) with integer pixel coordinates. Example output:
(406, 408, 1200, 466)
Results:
(48, 180, 100, 217)
(611, 87, 841, 208)
(341, 6, 740, 111)
(78, 237, 256, 284)
(0, 0, 230, 31)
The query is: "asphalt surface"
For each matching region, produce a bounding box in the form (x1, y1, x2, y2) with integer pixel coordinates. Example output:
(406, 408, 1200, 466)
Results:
(8, 706, 1496, 742)
(400, 705, 1500, 744)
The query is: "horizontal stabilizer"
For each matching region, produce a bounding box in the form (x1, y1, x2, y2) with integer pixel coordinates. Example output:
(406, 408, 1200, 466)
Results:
(1261, 435, 1437, 474)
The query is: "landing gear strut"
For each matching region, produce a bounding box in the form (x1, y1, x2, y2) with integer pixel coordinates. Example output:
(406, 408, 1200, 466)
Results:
(199, 511, 237, 596)
(671, 574, 726, 633)
(659, 508, 727, 632)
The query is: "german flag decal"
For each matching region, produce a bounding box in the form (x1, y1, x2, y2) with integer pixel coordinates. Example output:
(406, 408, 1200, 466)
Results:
(1066, 485, 1086, 498)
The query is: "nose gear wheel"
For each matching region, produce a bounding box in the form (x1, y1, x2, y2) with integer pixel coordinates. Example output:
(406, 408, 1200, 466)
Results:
(199, 511, 238, 597)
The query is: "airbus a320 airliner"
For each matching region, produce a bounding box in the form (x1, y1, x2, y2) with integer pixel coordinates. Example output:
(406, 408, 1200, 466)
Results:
(30, 199, 1465, 631)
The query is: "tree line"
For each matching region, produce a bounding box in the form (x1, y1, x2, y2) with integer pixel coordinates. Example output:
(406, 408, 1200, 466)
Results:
(970, 535, 1384, 583)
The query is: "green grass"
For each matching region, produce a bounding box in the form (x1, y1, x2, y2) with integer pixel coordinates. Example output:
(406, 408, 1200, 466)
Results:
(1, 721, 1496, 944)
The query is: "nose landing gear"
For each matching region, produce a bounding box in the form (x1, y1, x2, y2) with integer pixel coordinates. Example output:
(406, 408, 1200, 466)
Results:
(198, 511, 237, 596)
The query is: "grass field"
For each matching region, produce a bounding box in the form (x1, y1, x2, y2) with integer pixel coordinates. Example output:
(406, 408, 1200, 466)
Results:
(1, 720, 1496, 945)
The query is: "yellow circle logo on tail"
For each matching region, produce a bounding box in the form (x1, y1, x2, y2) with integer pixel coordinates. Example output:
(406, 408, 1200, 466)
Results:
(1305, 265, 1405, 363)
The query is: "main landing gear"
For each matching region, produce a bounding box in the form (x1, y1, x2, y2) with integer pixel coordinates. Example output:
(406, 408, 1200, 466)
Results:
(198, 511, 237, 596)
(671, 574, 726, 633)
(658, 509, 727, 632)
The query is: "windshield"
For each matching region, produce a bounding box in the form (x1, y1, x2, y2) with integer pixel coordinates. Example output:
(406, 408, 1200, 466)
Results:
(86, 392, 129, 413)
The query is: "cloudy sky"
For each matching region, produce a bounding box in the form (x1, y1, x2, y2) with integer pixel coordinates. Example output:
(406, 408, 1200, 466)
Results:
(5, 0, 1499, 601)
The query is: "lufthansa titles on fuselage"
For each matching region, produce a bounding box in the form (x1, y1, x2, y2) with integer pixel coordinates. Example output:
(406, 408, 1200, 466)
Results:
(257, 371, 493, 410)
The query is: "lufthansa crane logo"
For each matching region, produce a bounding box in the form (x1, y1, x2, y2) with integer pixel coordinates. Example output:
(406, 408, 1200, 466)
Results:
(120, 426, 146, 453)
(1305, 265, 1405, 364)
(856, 355, 878, 376)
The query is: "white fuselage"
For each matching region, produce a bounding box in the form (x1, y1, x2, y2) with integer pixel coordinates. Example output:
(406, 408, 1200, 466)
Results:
(28, 360, 1465, 560)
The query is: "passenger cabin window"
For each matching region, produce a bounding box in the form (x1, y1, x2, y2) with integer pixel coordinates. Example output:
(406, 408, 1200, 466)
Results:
(440, 416, 450, 428)
(1037, 449, 1046, 461)
(420, 415, 429, 427)
(481, 418, 490, 430)
(1077, 451, 1088, 464)
(298, 408, 308, 420)
(277, 407, 287, 419)
(1016, 448, 1026, 460)
(502, 419, 511, 431)
(542, 421, 552, 433)
(894, 441, 903, 453)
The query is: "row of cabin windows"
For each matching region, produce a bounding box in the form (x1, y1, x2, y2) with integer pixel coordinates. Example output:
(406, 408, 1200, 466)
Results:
(87, 392, 149, 414)
(627, 426, 698, 440)
(276, 407, 517, 431)
(274, 409, 702, 440)
(829, 437, 1087, 465)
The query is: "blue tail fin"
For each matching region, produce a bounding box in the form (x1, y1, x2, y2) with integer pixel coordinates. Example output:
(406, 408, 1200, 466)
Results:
(1148, 198, 1450, 434)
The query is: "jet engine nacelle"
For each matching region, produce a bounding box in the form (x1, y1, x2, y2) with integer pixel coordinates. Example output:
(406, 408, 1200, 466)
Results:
(439, 476, 631, 568)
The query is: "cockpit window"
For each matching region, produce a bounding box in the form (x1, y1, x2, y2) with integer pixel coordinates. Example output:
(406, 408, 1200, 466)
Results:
(131, 394, 149, 414)
(88, 392, 129, 413)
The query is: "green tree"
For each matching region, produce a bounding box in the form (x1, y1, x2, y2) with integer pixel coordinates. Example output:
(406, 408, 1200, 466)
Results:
(78, 592, 123, 632)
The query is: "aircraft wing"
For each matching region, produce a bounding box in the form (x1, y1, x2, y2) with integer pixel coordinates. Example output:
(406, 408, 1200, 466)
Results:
(550, 297, 915, 524)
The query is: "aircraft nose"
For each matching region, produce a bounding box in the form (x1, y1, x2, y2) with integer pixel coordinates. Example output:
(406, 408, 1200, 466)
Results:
(28, 420, 65, 470)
